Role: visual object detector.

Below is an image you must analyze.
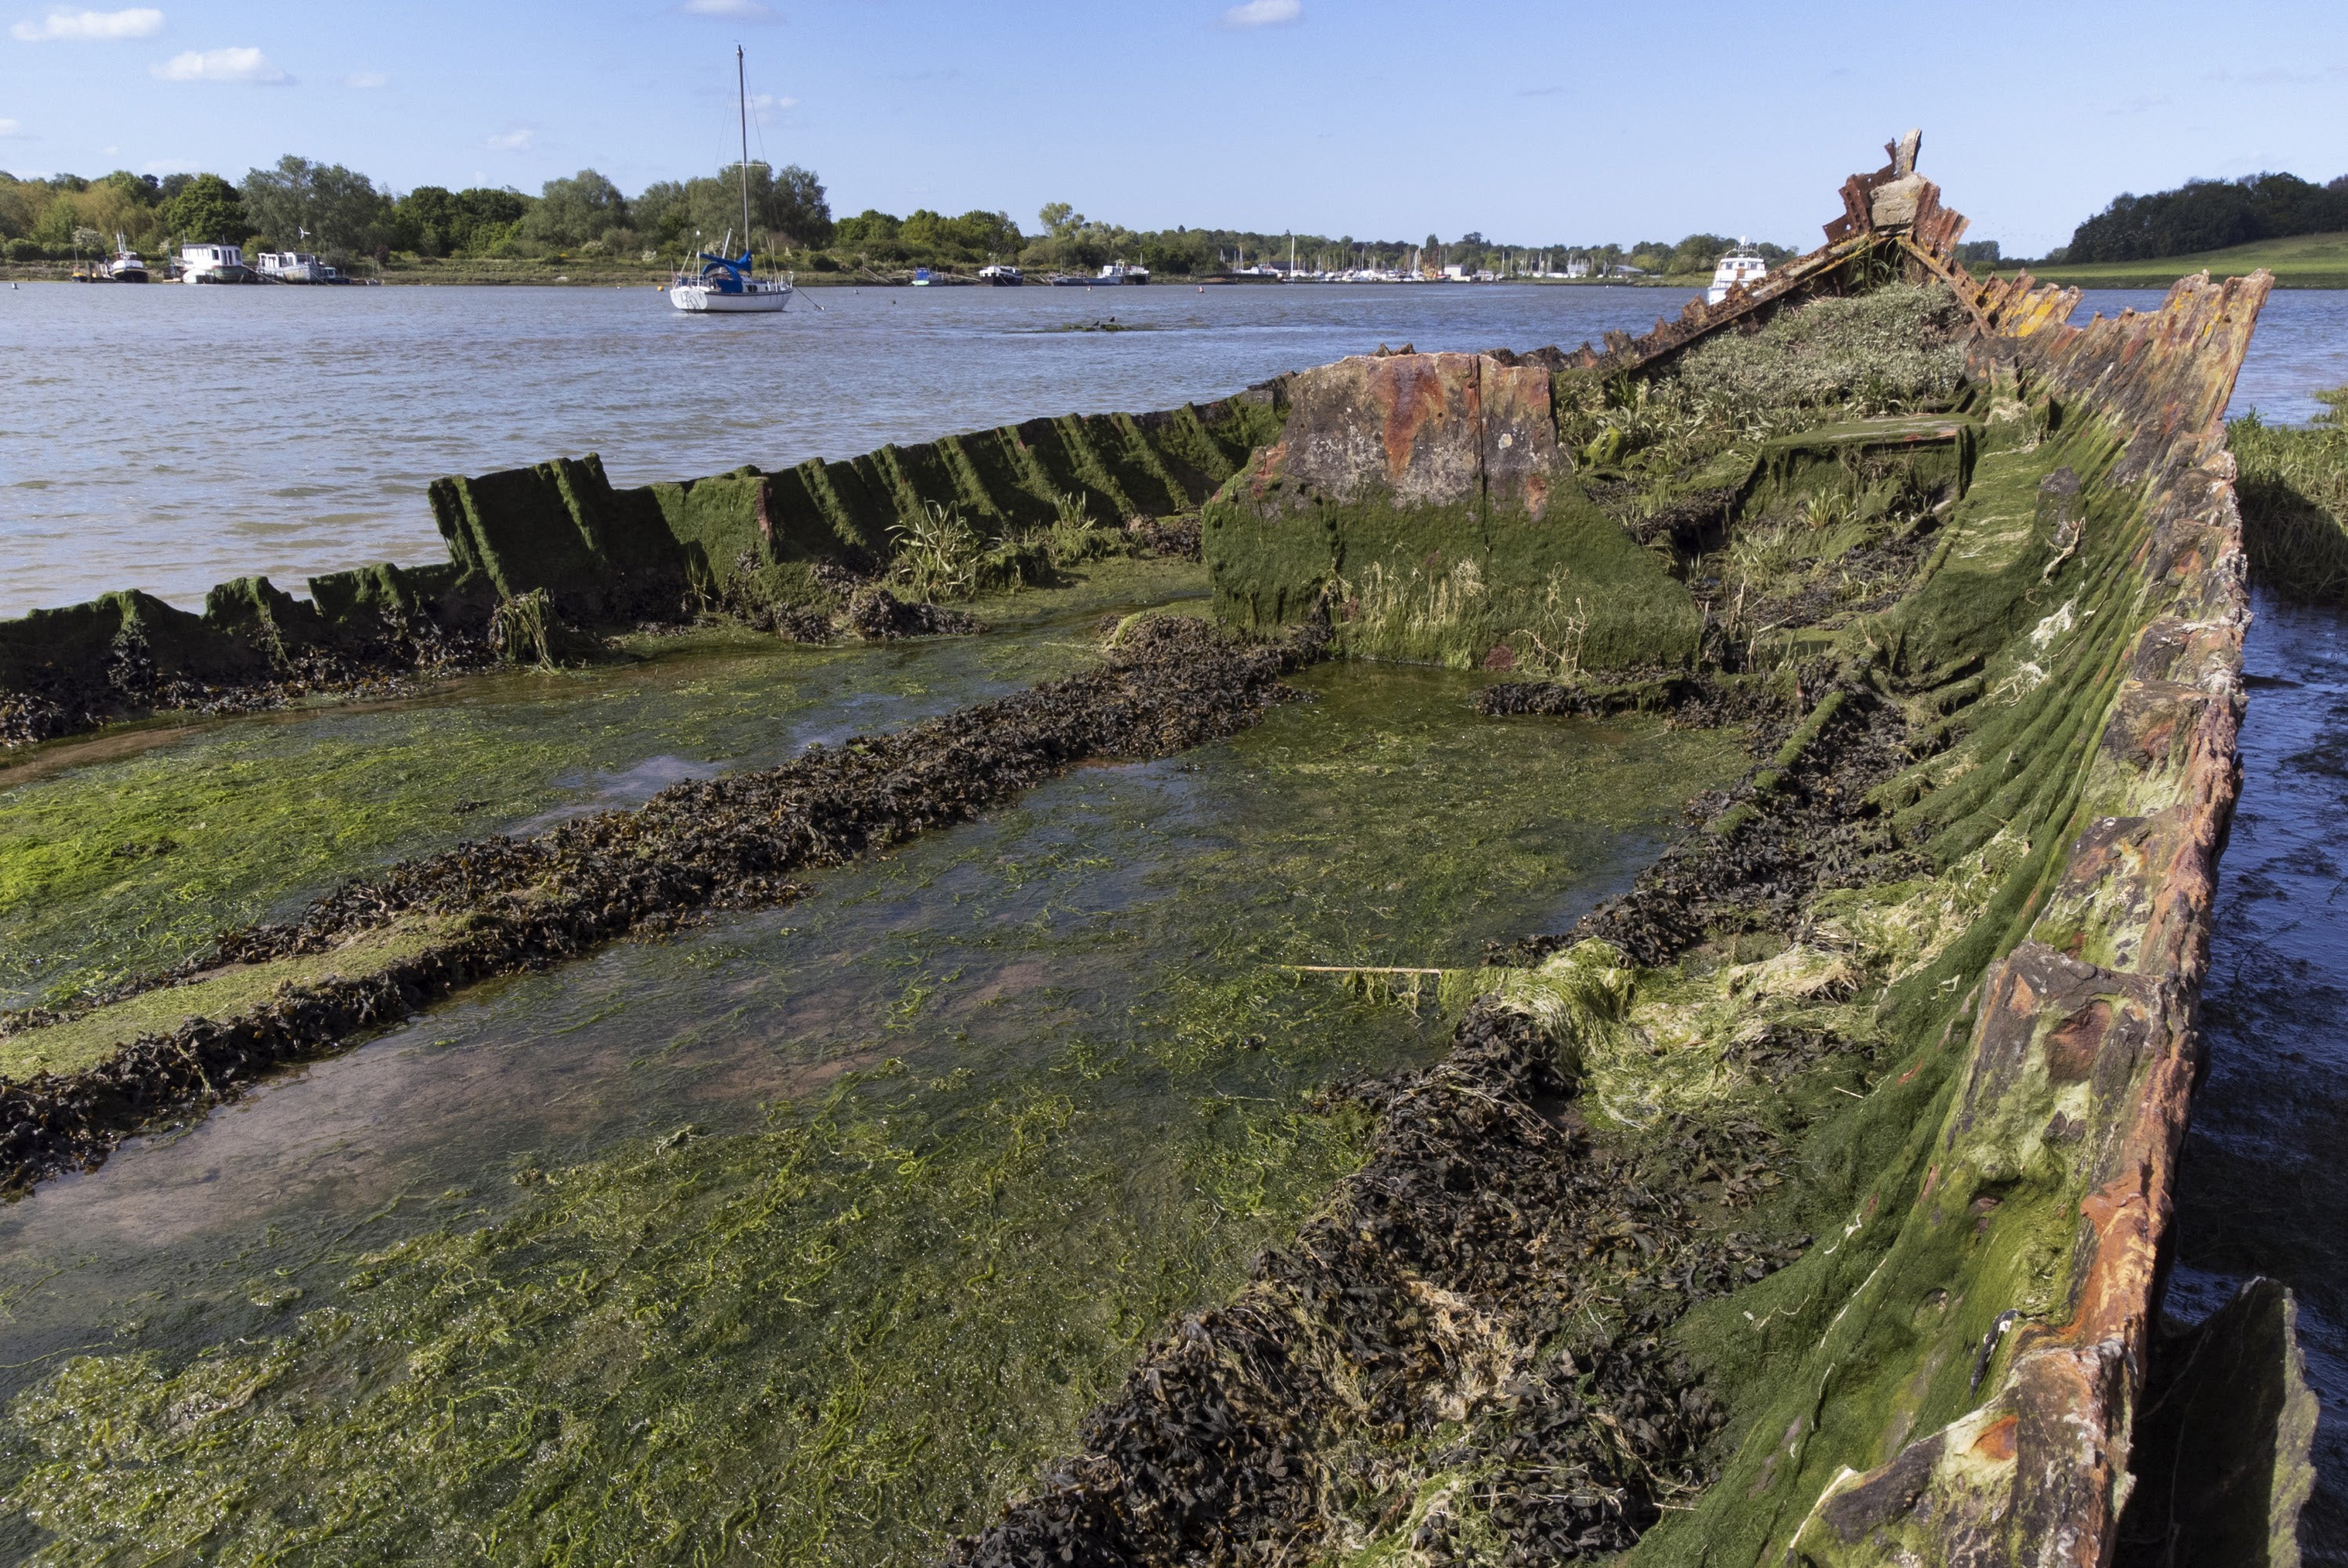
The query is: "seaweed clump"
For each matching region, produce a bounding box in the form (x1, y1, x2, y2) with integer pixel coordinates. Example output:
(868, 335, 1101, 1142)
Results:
(945, 1004, 1812, 1566)
(1560, 283, 1969, 544)
(0, 617, 1308, 1191)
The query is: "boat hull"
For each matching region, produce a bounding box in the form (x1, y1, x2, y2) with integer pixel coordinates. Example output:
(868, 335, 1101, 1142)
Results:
(669, 283, 793, 314)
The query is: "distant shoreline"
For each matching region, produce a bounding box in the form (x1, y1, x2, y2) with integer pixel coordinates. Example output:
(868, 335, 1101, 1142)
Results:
(0, 262, 1704, 290)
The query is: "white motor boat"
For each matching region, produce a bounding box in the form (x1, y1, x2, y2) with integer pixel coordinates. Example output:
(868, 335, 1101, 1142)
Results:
(668, 47, 794, 317)
(178, 243, 254, 284)
(1706, 243, 1768, 305)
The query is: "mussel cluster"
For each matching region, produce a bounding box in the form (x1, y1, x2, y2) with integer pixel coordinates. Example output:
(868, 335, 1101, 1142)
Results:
(0, 617, 1306, 1192)
(945, 1005, 1811, 1566)
(845, 586, 987, 642)
(1473, 673, 1792, 731)
(1487, 678, 1913, 969)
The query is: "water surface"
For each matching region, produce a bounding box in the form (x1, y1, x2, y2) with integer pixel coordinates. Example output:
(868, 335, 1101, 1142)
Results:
(0, 638, 1742, 1563)
(2166, 590, 2348, 1560)
(1, 282, 1711, 616)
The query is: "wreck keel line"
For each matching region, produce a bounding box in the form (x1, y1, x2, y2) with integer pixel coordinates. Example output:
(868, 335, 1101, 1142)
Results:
(0, 131, 2316, 1565)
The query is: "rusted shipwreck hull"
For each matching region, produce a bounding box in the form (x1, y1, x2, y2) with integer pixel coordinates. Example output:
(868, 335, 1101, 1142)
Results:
(947, 142, 2313, 1565)
(0, 132, 2314, 1565)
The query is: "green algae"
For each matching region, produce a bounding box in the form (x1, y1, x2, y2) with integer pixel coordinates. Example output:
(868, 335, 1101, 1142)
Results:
(0, 558, 1205, 1015)
(0, 913, 465, 1081)
(0, 659, 1745, 1566)
(1612, 405, 2190, 1566)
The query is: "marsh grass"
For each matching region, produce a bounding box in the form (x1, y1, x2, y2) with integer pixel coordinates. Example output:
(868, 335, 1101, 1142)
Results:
(1559, 285, 1969, 487)
(2231, 389, 2348, 602)
(891, 502, 987, 601)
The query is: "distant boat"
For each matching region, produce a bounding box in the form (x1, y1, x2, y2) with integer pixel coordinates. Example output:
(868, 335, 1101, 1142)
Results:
(1053, 262, 1150, 287)
(978, 264, 1023, 286)
(1707, 243, 1768, 305)
(256, 250, 329, 284)
(912, 266, 934, 286)
(668, 46, 794, 317)
(103, 235, 149, 282)
(178, 243, 254, 284)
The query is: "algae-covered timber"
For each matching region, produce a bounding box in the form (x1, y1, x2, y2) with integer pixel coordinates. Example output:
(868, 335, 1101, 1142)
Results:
(951, 134, 2319, 1566)
(0, 131, 2319, 1566)
(0, 388, 1284, 747)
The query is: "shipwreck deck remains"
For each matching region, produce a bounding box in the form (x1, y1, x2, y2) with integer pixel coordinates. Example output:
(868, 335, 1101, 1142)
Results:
(0, 132, 2314, 1564)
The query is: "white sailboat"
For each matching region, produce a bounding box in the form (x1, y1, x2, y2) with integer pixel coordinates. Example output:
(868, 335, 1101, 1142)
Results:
(669, 45, 794, 315)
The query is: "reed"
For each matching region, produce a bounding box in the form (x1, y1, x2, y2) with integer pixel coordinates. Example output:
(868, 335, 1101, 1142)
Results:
(2231, 388, 2348, 602)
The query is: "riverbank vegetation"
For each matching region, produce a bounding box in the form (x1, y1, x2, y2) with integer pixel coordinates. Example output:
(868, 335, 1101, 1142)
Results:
(0, 156, 1788, 284)
(2231, 387, 2348, 602)
(2008, 167, 2348, 286)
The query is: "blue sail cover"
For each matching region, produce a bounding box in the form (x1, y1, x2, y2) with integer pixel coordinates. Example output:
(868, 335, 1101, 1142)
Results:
(693, 250, 756, 293)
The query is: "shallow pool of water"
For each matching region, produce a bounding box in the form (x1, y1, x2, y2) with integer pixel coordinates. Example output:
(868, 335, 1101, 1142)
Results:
(0, 557, 1201, 1010)
(0, 610, 1743, 1563)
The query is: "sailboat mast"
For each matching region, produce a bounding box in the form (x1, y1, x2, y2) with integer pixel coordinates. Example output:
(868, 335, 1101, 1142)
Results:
(736, 44, 752, 261)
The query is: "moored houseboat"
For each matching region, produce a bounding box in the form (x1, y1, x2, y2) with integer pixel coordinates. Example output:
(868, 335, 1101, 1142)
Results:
(177, 243, 254, 284)
(255, 250, 329, 283)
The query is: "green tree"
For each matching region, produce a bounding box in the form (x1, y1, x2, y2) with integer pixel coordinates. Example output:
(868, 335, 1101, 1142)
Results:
(1666, 233, 1736, 275)
(241, 156, 391, 257)
(524, 169, 629, 249)
(156, 173, 247, 245)
(833, 209, 902, 260)
(393, 185, 531, 257)
(681, 161, 831, 254)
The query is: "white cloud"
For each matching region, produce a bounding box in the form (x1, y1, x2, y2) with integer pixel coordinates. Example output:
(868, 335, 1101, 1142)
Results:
(682, 0, 774, 17)
(748, 92, 795, 124)
(481, 128, 533, 150)
(11, 6, 163, 41)
(1220, 0, 1298, 27)
(0, 118, 28, 138)
(150, 45, 289, 82)
(341, 70, 387, 88)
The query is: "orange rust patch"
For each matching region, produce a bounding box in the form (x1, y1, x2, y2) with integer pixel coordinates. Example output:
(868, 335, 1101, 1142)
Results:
(1971, 1414, 2018, 1462)
(2043, 1001, 2111, 1084)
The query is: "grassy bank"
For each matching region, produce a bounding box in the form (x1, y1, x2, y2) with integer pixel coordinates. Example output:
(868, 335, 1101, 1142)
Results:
(2017, 230, 2348, 290)
(2231, 387, 2348, 602)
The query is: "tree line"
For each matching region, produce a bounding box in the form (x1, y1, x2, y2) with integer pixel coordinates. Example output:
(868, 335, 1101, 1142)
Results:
(2054, 170, 2348, 264)
(0, 154, 1802, 279)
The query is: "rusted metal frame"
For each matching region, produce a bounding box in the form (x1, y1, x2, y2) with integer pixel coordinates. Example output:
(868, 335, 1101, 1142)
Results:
(1895, 235, 1997, 336)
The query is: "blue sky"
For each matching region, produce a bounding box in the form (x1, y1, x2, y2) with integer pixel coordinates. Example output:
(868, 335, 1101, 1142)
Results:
(2, 0, 2345, 254)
